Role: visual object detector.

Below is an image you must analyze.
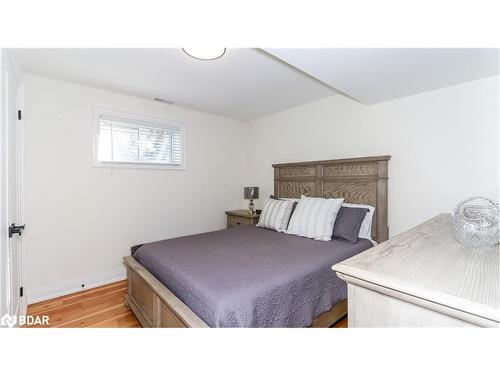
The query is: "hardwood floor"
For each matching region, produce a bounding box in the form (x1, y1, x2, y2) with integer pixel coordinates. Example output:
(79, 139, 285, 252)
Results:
(26, 280, 347, 328)
(26, 280, 140, 328)
(334, 315, 347, 328)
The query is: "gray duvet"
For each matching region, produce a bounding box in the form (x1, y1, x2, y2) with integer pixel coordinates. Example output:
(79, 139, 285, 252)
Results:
(133, 225, 372, 327)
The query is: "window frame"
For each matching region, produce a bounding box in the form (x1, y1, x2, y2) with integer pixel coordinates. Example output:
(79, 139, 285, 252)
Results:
(91, 107, 186, 170)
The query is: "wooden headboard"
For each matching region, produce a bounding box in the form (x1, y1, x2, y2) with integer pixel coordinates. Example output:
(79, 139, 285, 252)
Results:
(273, 155, 391, 243)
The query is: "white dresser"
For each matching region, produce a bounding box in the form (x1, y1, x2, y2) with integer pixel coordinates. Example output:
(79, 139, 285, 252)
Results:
(333, 214, 499, 327)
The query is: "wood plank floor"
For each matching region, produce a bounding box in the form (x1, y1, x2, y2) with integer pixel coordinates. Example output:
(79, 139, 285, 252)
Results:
(26, 280, 140, 328)
(27, 280, 347, 328)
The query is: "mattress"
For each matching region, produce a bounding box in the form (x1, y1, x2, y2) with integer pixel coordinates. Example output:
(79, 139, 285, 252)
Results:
(133, 225, 372, 327)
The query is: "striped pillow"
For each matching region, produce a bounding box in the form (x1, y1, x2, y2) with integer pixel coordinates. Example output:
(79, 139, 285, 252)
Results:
(286, 195, 344, 241)
(257, 198, 295, 232)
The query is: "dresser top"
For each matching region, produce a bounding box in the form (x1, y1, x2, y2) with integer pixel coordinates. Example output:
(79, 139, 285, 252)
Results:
(225, 210, 260, 218)
(333, 214, 499, 322)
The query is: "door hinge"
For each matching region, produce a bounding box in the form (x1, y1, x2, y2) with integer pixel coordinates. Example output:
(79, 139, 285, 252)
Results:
(20, 287, 24, 297)
(18, 110, 22, 120)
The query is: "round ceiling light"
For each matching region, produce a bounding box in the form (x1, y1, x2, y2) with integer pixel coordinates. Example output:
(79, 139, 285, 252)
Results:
(182, 48, 226, 60)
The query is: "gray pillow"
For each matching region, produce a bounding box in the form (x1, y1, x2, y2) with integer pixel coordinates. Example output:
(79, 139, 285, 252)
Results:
(332, 206, 369, 243)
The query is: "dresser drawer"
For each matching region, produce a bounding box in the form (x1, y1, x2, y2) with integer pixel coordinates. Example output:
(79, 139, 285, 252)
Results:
(225, 210, 260, 229)
(347, 284, 476, 327)
(229, 216, 253, 228)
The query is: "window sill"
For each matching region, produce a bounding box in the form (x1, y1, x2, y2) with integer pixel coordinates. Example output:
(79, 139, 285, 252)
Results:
(91, 161, 186, 170)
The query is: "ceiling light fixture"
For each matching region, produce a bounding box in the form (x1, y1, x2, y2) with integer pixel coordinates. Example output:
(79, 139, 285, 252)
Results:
(182, 48, 226, 60)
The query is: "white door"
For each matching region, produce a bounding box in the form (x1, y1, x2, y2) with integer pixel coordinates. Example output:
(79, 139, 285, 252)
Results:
(0, 50, 24, 325)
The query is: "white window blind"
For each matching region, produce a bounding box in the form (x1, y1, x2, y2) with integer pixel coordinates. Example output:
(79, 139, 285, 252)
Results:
(94, 110, 184, 168)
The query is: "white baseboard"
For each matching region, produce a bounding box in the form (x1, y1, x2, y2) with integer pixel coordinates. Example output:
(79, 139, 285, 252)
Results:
(27, 266, 127, 304)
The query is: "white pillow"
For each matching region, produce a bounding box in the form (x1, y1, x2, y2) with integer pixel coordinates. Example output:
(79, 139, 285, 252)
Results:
(287, 195, 344, 241)
(257, 198, 295, 232)
(279, 197, 300, 202)
(342, 203, 375, 241)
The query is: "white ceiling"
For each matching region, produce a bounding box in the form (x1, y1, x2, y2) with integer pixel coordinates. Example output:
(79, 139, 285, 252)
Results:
(265, 48, 499, 104)
(16, 48, 499, 120)
(15, 48, 336, 121)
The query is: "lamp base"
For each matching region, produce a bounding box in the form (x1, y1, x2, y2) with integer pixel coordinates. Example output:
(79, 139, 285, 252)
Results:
(248, 200, 255, 214)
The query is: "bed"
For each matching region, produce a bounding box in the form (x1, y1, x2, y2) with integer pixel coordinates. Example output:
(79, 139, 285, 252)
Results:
(123, 155, 391, 327)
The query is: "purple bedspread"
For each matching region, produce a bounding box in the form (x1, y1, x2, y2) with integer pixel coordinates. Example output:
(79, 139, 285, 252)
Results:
(133, 226, 372, 327)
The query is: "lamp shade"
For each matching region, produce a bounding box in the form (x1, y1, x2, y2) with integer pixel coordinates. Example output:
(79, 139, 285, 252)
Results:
(244, 187, 259, 200)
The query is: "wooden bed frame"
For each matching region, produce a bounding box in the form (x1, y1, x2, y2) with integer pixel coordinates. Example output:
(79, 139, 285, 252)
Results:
(123, 155, 391, 327)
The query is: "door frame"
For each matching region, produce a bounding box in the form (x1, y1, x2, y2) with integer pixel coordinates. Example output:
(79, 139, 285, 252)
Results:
(17, 59, 26, 318)
(0, 49, 25, 319)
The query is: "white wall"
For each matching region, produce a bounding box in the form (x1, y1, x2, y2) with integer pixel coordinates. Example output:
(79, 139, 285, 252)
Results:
(23, 74, 499, 302)
(23, 74, 250, 302)
(248, 76, 499, 237)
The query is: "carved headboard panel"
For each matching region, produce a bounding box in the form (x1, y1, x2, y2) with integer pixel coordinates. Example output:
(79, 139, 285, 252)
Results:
(273, 155, 391, 243)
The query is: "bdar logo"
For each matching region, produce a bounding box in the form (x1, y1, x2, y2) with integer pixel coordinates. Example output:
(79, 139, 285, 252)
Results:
(0, 313, 17, 328)
(0, 313, 49, 327)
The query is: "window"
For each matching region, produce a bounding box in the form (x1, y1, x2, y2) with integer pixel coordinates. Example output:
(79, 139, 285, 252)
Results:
(92, 108, 185, 169)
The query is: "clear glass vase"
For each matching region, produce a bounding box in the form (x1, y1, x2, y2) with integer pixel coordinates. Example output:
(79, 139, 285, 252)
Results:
(452, 197, 499, 248)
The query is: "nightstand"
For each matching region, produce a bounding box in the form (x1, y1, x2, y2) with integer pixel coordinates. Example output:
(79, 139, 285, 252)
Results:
(225, 210, 260, 228)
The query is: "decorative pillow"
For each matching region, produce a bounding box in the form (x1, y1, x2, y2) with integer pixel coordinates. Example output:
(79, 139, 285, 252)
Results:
(332, 206, 369, 243)
(257, 198, 295, 232)
(270, 195, 299, 202)
(269, 195, 299, 229)
(342, 203, 375, 241)
(286, 195, 344, 241)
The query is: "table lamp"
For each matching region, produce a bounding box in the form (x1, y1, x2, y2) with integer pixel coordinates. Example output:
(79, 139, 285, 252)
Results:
(244, 187, 259, 214)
